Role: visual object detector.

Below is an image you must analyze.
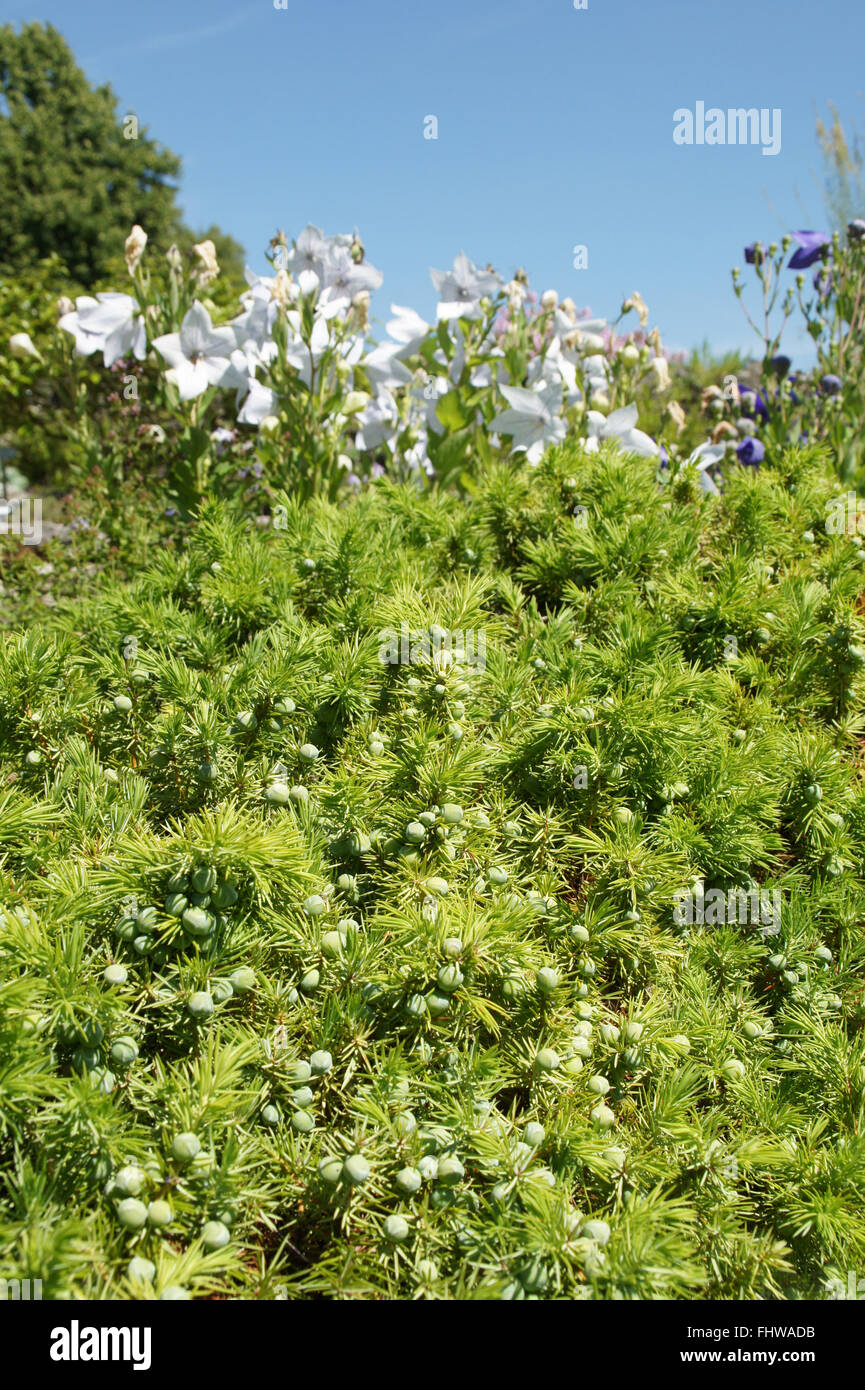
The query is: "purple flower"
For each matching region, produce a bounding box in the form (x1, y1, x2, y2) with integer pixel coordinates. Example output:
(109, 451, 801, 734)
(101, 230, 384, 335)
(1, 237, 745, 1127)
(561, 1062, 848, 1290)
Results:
(739, 387, 769, 422)
(848, 219, 865, 243)
(370, 463, 385, 480)
(659, 444, 669, 469)
(744, 243, 761, 265)
(787, 230, 831, 270)
(736, 436, 765, 466)
(821, 374, 842, 395)
(768, 355, 791, 377)
(210, 426, 236, 457)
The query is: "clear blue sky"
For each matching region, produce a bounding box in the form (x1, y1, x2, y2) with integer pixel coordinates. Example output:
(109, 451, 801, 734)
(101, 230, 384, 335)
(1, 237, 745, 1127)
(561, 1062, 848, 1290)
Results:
(9, 0, 865, 362)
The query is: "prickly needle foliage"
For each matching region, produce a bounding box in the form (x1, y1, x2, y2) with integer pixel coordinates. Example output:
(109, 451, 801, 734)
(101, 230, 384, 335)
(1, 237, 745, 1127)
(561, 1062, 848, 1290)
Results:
(1, 439, 865, 1300)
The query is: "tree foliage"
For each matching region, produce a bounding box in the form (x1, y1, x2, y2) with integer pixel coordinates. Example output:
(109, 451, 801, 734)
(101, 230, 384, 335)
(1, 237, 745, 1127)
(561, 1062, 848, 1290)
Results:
(0, 22, 182, 283)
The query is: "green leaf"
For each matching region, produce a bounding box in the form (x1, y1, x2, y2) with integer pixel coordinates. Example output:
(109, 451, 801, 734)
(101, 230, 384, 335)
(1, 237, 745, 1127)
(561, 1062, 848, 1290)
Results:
(430, 425, 473, 484)
(436, 390, 470, 432)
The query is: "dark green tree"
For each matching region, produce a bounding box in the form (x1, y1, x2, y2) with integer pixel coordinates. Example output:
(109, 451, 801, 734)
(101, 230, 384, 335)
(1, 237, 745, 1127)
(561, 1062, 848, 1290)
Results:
(0, 22, 183, 283)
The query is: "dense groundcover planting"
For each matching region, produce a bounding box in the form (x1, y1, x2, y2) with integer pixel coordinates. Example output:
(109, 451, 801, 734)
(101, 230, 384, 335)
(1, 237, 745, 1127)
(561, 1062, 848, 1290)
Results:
(3, 437, 865, 1301)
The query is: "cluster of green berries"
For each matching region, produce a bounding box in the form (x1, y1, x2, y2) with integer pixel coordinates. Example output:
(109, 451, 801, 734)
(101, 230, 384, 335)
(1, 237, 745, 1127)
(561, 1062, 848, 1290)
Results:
(264, 735, 320, 805)
(261, 1048, 334, 1134)
(62, 1018, 118, 1093)
(112, 1130, 236, 1296)
(765, 942, 839, 1011)
(109, 867, 255, 1017)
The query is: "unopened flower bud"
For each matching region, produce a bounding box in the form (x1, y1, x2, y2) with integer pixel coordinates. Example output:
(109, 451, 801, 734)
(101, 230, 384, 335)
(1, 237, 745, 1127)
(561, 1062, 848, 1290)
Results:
(350, 231, 365, 264)
(540, 289, 558, 310)
(270, 269, 294, 308)
(193, 239, 220, 285)
(259, 415, 281, 438)
(56, 296, 74, 318)
(620, 343, 640, 364)
(344, 390, 370, 415)
(166, 244, 183, 272)
(124, 224, 147, 275)
(9, 331, 39, 359)
(711, 420, 738, 442)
